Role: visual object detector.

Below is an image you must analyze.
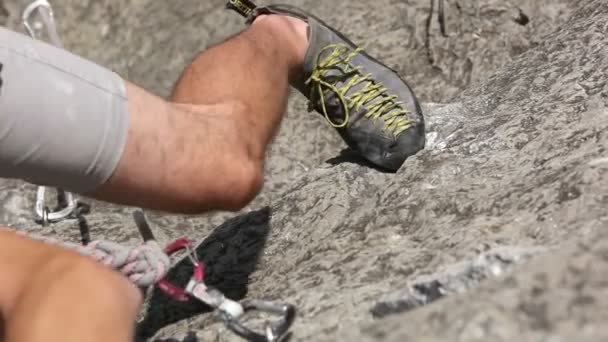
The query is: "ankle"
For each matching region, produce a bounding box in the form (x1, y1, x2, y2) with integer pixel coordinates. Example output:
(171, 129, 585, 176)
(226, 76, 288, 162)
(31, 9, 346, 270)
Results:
(251, 14, 309, 73)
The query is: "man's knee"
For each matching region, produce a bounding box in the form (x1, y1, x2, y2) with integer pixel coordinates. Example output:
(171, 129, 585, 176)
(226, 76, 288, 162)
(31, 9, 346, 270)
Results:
(180, 100, 265, 213)
(182, 151, 263, 213)
(5, 253, 143, 341)
(42, 254, 143, 315)
(224, 156, 265, 211)
(213, 101, 265, 211)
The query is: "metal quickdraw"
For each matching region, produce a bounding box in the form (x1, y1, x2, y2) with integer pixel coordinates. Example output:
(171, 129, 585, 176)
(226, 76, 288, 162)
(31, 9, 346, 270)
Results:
(23, 0, 80, 226)
(160, 238, 296, 342)
(132, 210, 296, 342)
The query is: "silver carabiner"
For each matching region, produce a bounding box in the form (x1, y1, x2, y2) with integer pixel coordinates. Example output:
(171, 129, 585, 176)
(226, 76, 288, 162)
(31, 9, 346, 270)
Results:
(35, 187, 78, 226)
(222, 299, 296, 342)
(22, 0, 64, 47)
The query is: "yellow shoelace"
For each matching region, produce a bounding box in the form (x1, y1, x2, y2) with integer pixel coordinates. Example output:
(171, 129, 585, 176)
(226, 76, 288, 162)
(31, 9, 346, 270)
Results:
(305, 44, 412, 136)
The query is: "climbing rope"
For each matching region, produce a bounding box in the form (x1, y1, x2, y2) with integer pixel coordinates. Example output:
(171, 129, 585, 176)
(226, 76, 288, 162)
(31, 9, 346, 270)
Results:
(13, 229, 171, 288)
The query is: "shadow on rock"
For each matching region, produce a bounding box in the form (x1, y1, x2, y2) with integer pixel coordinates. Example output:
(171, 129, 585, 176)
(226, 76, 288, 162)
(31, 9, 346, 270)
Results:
(136, 208, 272, 340)
(326, 148, 398, 173)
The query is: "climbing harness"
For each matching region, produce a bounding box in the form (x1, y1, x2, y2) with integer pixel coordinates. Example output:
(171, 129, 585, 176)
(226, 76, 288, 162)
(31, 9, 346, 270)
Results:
(135, 212, 296, 342)
(23, 0, 80, 226)
(18, 1, 297, 340)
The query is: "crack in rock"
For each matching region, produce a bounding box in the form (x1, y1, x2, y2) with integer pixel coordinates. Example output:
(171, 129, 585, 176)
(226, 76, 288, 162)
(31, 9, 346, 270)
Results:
(371, 246, 547, 318)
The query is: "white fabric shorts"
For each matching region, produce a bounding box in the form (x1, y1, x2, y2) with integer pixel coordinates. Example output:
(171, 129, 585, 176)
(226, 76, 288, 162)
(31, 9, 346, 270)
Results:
(0, 26, 129, 194)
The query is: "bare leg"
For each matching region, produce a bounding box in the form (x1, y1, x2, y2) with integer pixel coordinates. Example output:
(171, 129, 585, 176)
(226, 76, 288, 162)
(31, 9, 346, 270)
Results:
(171, 15, 308, 152)
(94, 16, 308, 213)
(0, 229, 142, 342)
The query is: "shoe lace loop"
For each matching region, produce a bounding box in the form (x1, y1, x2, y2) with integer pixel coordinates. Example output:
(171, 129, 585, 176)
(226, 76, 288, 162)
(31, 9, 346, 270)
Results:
(305, 44, 412, 136)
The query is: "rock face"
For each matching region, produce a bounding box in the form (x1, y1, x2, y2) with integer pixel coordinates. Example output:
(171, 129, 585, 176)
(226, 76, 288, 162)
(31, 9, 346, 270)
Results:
(0, 0, 606, 341)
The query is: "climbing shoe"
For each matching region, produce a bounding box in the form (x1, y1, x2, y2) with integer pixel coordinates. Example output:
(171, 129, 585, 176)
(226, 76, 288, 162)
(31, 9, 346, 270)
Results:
(227, 1, 425, 171)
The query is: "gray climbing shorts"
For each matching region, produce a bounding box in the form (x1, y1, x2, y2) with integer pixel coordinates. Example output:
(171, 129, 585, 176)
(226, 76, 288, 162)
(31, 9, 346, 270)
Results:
(0, 27, 129, 194)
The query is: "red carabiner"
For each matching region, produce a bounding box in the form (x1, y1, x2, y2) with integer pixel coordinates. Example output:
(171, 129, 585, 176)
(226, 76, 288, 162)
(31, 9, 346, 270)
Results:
(157, 238, 205, 302)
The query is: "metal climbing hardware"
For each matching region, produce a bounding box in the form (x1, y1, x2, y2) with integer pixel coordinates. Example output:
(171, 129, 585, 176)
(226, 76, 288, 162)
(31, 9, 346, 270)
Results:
(22, 0, 64, 45)
(34, 187, 79, 226)
(157, 238, 206, 302)
(133, 210, 297, 341)
(223, 300, 296, 342)
(132, 211, 297, 342)
(159, 239, 297, 342)
(23, 0, 79, 225)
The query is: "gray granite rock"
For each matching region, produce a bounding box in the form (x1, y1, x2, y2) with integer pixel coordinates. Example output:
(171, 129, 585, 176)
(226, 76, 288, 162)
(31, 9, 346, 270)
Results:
(370, 246, 547, 318)
(344, 229, 608, 342)
(0, 0, 606, 341)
